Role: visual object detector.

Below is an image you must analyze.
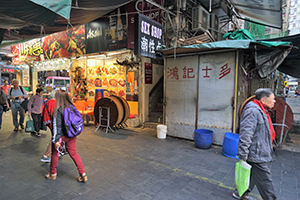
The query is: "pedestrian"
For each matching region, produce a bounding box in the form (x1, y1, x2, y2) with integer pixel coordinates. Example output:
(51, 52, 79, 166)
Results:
(283, 86, 289, 102)
(0, 88, 9, 130)
(1, 80, 10, 96)
(27, 88, 44, 137)
(7, 79, 28, 131)
(40, 90, 57, 163)
(232, 88, 277, 200)
(45, 90, 87, 182)
(40, 90, 68, 163)
(1, 80, 11, 105)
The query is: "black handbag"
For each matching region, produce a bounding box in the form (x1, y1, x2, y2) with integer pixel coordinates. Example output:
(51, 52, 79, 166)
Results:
(21, 98, 29, 112)
(3, 104, 10, 112)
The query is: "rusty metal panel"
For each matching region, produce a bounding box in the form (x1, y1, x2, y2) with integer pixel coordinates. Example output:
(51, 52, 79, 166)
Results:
(197, 51, 236, 145)
(165, 55, 198, 140)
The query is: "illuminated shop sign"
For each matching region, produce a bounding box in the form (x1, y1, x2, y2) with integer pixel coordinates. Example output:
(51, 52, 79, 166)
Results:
(3, 68, 14, 73)
(134, 13, 163, 59)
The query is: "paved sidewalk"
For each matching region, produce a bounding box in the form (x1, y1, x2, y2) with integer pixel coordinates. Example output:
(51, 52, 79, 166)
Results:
(0, 112, 299, 200)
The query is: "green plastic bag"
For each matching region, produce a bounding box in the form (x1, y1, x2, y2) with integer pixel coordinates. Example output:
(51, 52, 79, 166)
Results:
(25, 115, 35, 133)
(235, 160, 252, 197)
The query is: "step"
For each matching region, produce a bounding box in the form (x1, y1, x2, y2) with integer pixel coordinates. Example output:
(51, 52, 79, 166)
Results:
(143, 122, 162, 129)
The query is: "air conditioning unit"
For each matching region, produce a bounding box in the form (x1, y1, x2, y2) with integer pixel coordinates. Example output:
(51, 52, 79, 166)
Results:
(210, 12, 220, 40)
(192, 6, 210, 30)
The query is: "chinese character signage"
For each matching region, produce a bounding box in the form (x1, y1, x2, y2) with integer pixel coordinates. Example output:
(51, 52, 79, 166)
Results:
(145, 63, 152, 84)
(200, 63, 232, 80)
(134, 13, 163, 59)
(11, 39, 43, 65)
(167, 66, 196, 80)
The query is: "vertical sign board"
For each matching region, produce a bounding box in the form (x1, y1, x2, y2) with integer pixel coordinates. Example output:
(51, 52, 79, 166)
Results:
(165, 56, 198, 139)
(134, 13, 163, 59)
(198, 51, 236, 145)
(127, 0, 164, 49)
(145, 63, 153, 84)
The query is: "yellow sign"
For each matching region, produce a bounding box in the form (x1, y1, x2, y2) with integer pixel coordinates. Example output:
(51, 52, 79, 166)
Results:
(284, 80, 288, 87)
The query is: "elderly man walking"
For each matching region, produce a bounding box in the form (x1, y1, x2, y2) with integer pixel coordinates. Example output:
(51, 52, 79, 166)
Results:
(233, 88, 277, 200)
(7, 79, 28, 131)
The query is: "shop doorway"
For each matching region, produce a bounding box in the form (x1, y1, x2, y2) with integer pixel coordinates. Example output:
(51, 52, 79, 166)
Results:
(148, 76, 164, 122)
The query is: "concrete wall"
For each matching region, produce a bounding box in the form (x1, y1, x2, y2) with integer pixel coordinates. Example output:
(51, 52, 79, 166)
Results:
(165, 55, 199, 139)
(165, 51, 237, 145)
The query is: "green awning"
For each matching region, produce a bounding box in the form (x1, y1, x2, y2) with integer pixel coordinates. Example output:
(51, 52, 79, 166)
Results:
(30, 0, 72, 21)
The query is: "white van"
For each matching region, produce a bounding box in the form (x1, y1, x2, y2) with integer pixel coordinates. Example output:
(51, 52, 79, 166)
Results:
(45, 76, 70, 90)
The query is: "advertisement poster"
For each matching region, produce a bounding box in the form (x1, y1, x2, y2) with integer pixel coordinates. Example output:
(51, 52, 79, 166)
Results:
(126, 71, 138, 101)
(41, 25, 85, 60)
(145, 63, 152, 84)
(85, 19, 108, 54)
(12, 25, 85, 65)
(106, 7, 128, 51)
(86, 61, 126, 101)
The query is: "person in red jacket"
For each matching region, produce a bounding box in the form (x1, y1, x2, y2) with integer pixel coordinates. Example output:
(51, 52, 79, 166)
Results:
(40, 90, 57, 162)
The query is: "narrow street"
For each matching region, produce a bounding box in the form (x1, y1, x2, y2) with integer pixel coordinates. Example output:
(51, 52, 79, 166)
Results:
(0, 104, 300, 199)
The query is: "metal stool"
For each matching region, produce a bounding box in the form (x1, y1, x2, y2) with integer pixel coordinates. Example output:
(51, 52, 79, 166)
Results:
(95, 106, 114, 133)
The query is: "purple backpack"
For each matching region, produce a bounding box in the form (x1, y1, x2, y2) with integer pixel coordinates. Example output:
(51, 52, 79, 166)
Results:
(64, 105, 84, 137)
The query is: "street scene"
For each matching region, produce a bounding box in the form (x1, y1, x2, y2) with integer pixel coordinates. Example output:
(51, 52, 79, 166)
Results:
(0, 96, 299, 200)
(1, 1, 300, 200)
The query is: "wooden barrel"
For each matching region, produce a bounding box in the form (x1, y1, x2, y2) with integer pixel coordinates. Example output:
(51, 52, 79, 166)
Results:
(111, 95, 130, 124)
(109, 96, 124, 125)
(94, 97, 120, 127)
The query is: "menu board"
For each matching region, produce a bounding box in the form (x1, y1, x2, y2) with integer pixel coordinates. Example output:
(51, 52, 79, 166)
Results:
(86, 62, 126, 100)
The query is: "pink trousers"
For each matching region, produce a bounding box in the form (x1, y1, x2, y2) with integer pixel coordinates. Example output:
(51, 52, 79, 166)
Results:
(50, 136, 85, 175)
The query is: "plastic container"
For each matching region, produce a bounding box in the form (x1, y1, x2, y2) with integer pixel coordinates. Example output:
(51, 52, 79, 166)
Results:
(157, 125, 167, 139)
(194, 129, 213, 149)
(222, 132, 239, 159)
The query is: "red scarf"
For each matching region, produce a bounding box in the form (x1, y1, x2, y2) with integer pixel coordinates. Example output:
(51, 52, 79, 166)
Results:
(253, 99, 275, 142)
(42, 99, 56, 129)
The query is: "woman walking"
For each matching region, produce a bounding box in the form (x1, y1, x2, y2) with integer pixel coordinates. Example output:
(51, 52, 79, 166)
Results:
(40, 90, 57, 163)
(28, 88, 44, 137)
(45, 90, 87, 182)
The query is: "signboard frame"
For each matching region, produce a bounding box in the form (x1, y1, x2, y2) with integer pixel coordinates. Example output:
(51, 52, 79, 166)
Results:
(134, 13, 163, 59)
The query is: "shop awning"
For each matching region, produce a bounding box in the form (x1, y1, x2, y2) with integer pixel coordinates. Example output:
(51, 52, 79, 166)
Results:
(261, 33, 300, 78)
(229, 0, 282, 29)
(0, 0, 132, 45)
(161, 40, 291, 55)
(161, 34, 292, 78)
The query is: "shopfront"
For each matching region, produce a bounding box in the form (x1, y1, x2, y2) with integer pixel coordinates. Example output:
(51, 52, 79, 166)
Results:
(0, 61, 28, 90)
(9, 3, 164, 128)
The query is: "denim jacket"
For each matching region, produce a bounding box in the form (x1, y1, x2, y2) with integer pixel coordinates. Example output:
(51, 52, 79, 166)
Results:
(238, 102, 275, 163)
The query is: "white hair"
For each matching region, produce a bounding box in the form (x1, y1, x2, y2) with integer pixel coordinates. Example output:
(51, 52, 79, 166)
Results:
(50, 90, 57, 99)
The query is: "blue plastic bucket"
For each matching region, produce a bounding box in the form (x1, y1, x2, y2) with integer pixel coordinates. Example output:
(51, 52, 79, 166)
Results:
(222, 132, 239, 159)
(194, 129, 213, 149)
